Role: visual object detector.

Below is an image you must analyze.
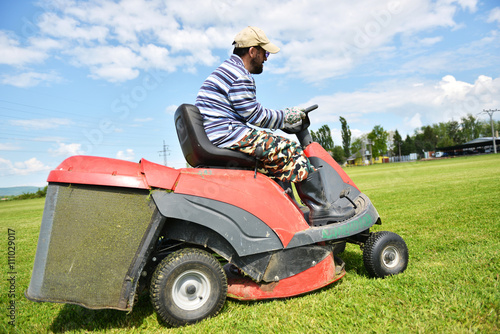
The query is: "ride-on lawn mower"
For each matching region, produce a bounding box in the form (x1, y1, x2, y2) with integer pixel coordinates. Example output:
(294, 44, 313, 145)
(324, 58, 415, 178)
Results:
(26, 104, 408, 327)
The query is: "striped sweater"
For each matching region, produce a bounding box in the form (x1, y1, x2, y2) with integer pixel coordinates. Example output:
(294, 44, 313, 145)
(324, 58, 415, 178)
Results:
(195, 54, 285, 147)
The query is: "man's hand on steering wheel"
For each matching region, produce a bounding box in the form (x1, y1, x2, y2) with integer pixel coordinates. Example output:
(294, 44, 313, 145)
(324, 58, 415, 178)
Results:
(283, 107, 306, 131)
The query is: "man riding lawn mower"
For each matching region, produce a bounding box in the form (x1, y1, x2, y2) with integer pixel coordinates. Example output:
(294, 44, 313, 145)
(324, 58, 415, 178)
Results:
(26, 27, 408, 328)
(195, 26, 355, 225)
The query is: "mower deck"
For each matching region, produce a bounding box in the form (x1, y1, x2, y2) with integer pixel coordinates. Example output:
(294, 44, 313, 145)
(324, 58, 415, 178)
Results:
(225, 253, 345, 301)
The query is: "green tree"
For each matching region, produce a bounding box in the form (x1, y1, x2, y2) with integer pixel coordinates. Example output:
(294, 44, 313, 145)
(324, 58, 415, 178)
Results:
(332, 145, 346, 164)
(401, 135, 415, 155)
(460, 114, 481, 142)
(414, 127, 435, 153)
(367, 125, 388, 158)
(446, 120, 461, 145)
(392, 130, 403, 157)
(351, 137, 363, 158)
(437, 135, 455, 148)
(480, 120, 500, 137)
(421, 125, 438, 150)
(339, 116, 351, 158)
(311, 125, 334, 152)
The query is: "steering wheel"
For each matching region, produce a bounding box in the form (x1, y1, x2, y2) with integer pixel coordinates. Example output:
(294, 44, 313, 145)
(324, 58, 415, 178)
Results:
(303, 104, 318, 114)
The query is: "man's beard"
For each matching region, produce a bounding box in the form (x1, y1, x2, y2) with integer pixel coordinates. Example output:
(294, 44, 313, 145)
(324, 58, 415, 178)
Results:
(250, 57, 264, 74)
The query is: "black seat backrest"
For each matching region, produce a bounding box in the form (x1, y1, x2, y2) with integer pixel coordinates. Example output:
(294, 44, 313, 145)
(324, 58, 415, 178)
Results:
(174, 104, 255, 168)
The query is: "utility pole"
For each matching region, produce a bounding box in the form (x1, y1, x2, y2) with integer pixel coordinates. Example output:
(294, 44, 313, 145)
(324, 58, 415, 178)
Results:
(482, 109, 498, 154)
(158, 140, 170, 166)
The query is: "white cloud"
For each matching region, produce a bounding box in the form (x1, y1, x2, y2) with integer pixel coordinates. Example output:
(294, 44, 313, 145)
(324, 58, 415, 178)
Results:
(2, 71, 63, 87)
(487, 7, 500, 25)
(0, 31, 48, 66)
(262, 0, 477, 81)
(38, 12, 109, 42)
(48, 143, 85, 156)
(435, 75, 472, 102)
(139, 44, 177, 72)
(0, 0, 483, 84)
(455, 0, 478, 12)
(134, 117, 153, 122)
(417, 36, 443, 46)
(396, 30, 500, 77)
(28, 37, 64, 51)
(89, 65, 140, 82)
(67, 45, 142, 82)
(405, 112, 423, 129)
(0, 157, 51, 176)
(116, 149, 134, 161)
(9, 118, 74, 130)
(33, 136, 67, 142)
(305, 74, 500, 132)
(165, 105, 178, 115)
(350, 128, 367, 140)
(0, 143, 21, 151)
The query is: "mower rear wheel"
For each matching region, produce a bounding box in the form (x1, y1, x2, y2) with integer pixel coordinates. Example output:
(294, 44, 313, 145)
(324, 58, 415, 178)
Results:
(363, 231, 408, 278)
(150, 248, 227, 327)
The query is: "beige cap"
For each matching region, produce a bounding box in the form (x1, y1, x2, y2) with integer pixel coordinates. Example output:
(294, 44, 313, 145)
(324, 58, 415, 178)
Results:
(233, 26, 280, 54)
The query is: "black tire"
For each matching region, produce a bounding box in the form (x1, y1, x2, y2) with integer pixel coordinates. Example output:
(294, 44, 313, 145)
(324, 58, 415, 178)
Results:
(150, 248, 227, 327)
(363, 231, 409, 278)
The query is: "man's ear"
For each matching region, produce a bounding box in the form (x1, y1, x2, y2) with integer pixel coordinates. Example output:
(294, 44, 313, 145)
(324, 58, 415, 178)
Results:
(249, 46, 258, 58)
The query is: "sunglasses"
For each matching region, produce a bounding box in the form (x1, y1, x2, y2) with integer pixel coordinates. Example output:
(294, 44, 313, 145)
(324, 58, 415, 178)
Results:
(253, 46, 270, 58)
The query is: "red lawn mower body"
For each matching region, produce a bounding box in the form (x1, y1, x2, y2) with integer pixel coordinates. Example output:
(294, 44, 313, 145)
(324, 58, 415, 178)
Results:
(26, 104, 407, 327)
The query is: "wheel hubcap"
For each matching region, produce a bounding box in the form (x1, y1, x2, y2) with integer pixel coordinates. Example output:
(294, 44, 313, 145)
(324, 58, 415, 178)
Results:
(171, 270, 211, 310)
(186, 284, 196, 295)
(382, 245, 400, 268)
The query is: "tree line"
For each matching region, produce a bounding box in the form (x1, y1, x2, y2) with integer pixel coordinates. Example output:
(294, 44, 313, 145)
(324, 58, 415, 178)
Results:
(311, 114, 499, 163)
(2, 186, 48, 201)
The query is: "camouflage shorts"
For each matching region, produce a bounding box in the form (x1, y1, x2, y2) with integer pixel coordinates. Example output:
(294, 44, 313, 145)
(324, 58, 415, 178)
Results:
(228, 129, 315, 183)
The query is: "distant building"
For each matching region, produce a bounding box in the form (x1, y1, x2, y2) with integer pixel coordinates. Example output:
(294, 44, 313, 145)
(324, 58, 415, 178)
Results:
(346, 151, 389, 165)
(437, 137, 499, 156)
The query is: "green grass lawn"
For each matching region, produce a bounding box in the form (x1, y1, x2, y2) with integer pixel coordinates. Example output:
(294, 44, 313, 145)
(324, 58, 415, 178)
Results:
(1, 154, 499, 333)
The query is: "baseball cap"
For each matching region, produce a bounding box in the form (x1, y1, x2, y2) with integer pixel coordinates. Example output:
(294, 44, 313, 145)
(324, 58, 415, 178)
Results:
(232, 26, 280, 54)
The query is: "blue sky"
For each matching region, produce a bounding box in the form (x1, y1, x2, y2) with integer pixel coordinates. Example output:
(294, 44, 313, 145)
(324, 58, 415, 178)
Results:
(1, 0, 499, 187)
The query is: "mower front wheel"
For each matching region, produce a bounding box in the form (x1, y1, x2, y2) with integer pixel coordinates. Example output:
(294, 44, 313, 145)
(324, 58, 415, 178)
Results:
(363, 231, 408, 278)
(150, 248, 227, 327)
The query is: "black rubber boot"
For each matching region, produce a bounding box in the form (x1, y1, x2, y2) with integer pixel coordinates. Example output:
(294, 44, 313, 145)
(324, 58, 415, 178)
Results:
(296, 170, 355, 226)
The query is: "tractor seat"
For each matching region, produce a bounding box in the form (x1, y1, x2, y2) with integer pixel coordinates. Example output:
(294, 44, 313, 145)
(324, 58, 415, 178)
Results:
(174, 104, 255, 168)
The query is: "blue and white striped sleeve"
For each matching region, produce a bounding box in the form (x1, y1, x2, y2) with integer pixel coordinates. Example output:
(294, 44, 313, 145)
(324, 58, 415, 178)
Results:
(228, 75, 284, 130)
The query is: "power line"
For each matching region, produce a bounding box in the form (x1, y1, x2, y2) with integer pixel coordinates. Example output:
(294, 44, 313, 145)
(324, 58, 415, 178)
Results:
(0, 98, 103, 119)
